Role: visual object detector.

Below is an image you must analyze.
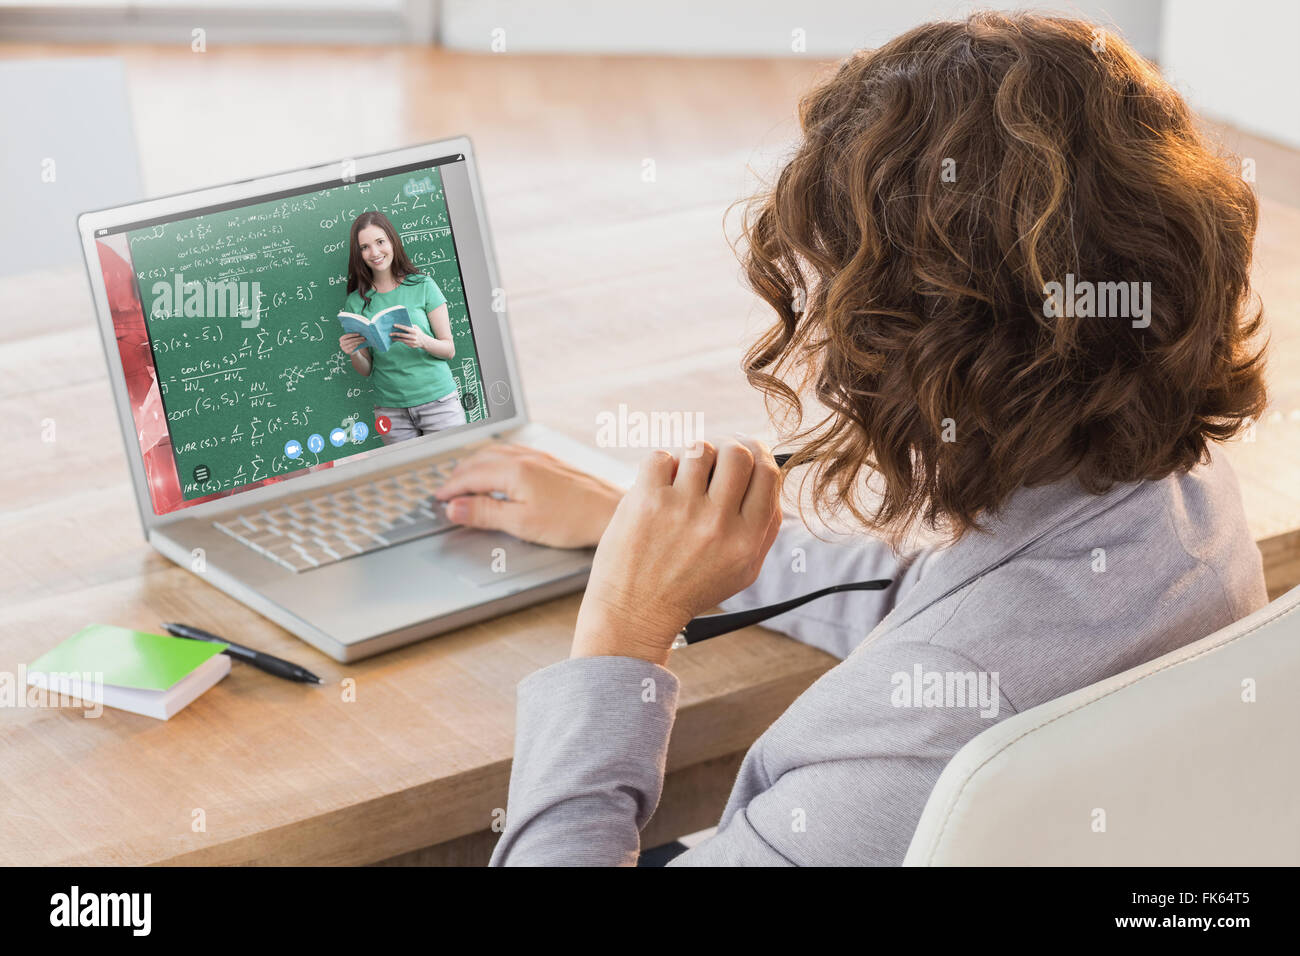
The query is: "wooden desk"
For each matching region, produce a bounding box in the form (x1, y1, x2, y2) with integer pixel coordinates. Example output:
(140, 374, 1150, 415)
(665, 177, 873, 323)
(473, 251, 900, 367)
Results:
(2, 45, 1298, 865)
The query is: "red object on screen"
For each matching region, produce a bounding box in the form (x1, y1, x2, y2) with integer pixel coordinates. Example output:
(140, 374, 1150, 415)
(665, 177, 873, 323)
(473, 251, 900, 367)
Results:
(96, 239, 331, 516)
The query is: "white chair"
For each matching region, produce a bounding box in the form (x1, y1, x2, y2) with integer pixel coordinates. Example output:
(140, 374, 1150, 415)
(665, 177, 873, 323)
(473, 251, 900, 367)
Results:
(904, 585, 1300, 865)
(0, 58, 142, 276)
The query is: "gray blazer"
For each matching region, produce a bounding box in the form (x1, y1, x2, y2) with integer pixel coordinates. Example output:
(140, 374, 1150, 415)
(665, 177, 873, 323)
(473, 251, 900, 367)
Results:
(489, 447, 1266, 865)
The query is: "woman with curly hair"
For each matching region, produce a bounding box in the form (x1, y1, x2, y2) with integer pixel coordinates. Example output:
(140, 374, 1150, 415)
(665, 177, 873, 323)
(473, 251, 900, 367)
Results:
(435, 12, 1268, 865)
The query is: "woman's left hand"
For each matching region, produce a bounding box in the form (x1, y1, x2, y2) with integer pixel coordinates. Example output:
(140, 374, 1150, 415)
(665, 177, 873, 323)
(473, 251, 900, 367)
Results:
(572, 435, 783, 666)
(391, 323, 430, 349)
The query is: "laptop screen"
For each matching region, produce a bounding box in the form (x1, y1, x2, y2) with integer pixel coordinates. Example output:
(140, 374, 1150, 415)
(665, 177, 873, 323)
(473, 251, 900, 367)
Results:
(89, 151, 503, 516)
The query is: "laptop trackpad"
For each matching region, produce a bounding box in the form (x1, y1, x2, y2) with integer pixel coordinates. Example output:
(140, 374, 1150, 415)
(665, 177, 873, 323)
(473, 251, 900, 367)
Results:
(432, 529, 589, 586)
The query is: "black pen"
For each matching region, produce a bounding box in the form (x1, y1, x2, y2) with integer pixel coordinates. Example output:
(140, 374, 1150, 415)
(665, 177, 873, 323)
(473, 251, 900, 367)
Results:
(162, 622, 325, 684)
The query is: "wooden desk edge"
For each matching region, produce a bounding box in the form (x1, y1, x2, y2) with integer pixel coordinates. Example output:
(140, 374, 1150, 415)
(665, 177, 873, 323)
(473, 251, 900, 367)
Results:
(1259, 527, 1300, 599)
(18, 530, 1297, 867)
(146, 659, 837, 866)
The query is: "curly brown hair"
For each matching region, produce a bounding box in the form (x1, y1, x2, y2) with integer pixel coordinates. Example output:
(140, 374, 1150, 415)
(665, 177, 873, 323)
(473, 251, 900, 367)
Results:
(739, 11, 1266, 542)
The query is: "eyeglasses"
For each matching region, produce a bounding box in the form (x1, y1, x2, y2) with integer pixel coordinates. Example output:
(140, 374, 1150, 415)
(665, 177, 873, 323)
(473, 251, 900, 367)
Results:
(672, 578, 893, 648)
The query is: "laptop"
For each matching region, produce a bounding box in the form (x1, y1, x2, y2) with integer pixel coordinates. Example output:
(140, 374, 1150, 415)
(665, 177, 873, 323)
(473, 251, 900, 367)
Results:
(78, 136, 635, 662)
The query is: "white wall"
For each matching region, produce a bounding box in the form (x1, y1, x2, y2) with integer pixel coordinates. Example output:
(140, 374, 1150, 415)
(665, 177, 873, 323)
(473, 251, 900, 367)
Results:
(0, 0, 435, 45)
(439, 0, 1163, 59)
(1159, 0, 1300, 149)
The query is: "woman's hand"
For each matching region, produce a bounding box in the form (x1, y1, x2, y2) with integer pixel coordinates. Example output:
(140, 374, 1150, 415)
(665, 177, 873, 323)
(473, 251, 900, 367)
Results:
(433, 443, 625, 549)
(339, 332, 367, 354)
(571, 436, 783, 666)
(391, 323, 431, 350)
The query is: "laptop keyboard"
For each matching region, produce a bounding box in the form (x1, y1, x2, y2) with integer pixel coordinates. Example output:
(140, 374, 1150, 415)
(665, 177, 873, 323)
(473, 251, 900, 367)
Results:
(213, 457, 460, 572)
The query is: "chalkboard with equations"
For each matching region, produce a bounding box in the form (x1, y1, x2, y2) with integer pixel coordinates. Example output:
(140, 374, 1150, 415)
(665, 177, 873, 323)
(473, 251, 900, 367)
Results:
(127, 164, 486, 502)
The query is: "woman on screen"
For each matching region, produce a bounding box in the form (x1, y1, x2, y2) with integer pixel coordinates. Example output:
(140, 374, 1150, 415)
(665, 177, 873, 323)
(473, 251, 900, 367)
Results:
(337, 210, 467, 444)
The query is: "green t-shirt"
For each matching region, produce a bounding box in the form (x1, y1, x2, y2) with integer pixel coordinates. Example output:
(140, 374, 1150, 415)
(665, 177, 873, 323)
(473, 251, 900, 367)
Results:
(344, 274, 458, 408)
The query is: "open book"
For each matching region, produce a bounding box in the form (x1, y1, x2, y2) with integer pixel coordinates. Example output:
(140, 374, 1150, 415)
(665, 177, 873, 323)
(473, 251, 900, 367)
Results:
(337, 304, 412, 353)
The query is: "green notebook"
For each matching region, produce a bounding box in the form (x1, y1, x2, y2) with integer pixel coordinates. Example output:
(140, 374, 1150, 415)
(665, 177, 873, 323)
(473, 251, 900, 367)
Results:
(27, 625, 230, 719)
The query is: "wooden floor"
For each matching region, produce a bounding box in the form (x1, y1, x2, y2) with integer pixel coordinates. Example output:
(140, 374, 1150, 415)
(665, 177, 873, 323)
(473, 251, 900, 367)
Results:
(0, 44, 1298, 864)
(3, 44, 1299, 594)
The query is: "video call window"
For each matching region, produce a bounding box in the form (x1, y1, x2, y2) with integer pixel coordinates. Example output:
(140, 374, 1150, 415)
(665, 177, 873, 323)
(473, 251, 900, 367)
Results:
(93, 157, 486, 515)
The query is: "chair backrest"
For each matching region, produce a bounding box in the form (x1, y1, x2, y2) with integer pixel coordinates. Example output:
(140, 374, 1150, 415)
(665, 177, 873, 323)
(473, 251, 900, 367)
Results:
(904, 585, 1300, 865)
(0, 58, 142, 276)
